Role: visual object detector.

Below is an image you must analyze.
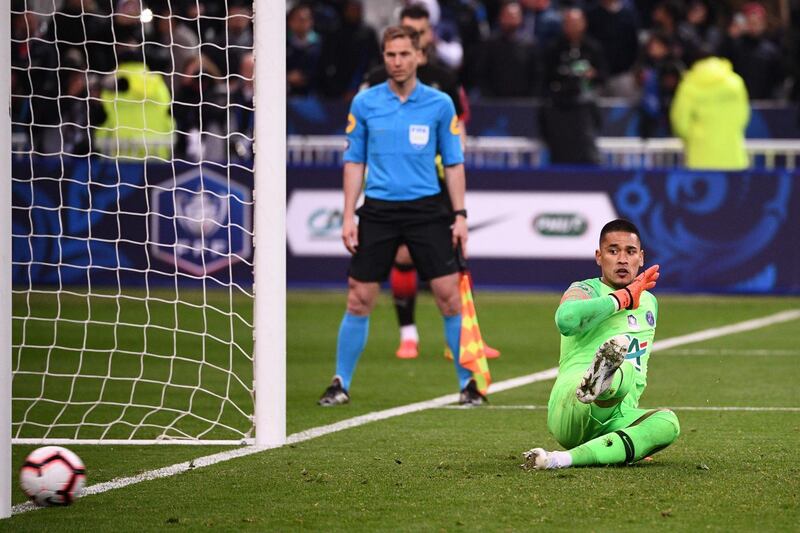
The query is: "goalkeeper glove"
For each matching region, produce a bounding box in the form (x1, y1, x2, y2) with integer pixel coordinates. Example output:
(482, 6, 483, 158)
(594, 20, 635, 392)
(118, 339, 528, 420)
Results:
(611, 265, 660, 310)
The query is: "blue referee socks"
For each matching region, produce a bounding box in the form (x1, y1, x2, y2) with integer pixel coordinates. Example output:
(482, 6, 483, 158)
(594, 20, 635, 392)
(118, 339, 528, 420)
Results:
(335, 312, 469, 392)
(335, 312, 369, 391)
(444, 314, 473, 389)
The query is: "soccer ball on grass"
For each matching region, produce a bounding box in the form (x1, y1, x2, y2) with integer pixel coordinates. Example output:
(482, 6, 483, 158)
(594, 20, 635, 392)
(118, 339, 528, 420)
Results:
(19, 446, 86, 506)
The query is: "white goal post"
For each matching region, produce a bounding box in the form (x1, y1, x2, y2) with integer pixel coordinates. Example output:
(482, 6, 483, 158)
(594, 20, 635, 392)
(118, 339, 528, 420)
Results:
(2, 0, 285, 513)
(1, 0, 12, 518)
(253, 1, 286, 448)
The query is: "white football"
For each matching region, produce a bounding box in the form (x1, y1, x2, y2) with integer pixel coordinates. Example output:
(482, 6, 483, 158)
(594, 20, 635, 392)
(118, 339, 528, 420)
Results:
(19, 446, 86, 506)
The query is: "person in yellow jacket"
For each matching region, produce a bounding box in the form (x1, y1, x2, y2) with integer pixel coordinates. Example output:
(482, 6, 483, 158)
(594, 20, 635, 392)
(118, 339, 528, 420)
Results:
(96, 50, 174, 160)
(669, 55, 750, 170)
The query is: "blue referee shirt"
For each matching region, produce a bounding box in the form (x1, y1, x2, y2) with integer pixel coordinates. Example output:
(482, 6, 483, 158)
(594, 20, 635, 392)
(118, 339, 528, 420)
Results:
(343, 81, 464, 201)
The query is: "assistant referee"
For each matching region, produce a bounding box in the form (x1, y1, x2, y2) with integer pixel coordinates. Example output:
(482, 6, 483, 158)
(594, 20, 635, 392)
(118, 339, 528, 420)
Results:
(318, 25, 484, 406)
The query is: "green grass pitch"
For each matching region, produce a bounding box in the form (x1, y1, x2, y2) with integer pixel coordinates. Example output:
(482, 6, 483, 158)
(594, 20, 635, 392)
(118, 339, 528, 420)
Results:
(3, 290, 799, 531)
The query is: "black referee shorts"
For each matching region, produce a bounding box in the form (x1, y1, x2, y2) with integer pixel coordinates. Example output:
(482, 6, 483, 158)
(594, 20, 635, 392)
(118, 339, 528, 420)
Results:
(348, 194, 459, 282)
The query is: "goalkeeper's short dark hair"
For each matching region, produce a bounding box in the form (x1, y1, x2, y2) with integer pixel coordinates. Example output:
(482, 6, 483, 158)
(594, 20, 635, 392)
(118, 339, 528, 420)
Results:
(400, 4, 430, 21)
(600, 219, 642, 246)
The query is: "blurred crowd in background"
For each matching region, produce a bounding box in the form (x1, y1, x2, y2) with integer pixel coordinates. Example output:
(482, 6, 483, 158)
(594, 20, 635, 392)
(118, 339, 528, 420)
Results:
(289, 0, 798, 102)
(288, 0, 798, 153)
(12, 0, 254, 160)
(286, 0, 800, 164)
(9, 0, 800, 162)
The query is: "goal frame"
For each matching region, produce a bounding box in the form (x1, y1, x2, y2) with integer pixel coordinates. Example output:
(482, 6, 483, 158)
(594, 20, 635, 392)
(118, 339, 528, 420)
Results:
(1, 0, 11, 518)
(1, 1, 286, 517)
(252, 0, 287, 449)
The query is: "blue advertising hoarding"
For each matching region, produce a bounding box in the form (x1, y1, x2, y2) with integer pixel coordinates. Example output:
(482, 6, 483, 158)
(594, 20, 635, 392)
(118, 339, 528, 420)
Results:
(285, 166, 800, 293)
(12, 156, 254, 289)
(11, 156, 800, 293)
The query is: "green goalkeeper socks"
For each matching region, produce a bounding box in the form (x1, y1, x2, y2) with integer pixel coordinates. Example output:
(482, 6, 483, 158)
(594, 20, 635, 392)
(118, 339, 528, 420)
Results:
(569, 409, 681, 466)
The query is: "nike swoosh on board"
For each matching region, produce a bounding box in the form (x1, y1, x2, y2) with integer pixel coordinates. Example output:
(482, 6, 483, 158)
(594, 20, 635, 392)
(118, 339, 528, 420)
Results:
(467, 215, 513, 233)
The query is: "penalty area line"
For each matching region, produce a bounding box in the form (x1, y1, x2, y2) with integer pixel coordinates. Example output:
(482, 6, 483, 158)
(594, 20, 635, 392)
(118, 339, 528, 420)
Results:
(10, 308, 800, 516)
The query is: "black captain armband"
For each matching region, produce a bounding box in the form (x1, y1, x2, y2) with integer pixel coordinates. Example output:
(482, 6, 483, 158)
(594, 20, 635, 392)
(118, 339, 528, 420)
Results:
(453, 209, 467, 219)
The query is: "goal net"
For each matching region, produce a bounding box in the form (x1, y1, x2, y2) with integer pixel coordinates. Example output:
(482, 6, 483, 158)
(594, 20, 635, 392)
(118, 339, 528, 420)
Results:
(9, 0, 274, 444)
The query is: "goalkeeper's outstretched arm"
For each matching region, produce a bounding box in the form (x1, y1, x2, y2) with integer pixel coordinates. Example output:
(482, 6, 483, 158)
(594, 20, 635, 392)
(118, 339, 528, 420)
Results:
(555, 292, 617, 337)
(555, 266, 659, 337)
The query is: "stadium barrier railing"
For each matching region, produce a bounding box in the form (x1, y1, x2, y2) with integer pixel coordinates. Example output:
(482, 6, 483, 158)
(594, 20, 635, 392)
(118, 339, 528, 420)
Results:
(287, 135, 800, 170)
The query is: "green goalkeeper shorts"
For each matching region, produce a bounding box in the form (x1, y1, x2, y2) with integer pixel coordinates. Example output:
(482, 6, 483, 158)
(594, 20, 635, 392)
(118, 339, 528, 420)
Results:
(546, 365, 651, 450)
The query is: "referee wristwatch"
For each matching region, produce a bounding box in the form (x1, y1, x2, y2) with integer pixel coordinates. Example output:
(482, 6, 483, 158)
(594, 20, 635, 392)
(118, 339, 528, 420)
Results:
(453, 209, 467, 219)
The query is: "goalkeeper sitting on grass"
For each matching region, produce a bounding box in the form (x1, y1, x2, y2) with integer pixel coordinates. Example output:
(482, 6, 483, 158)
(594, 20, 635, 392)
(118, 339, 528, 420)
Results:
(522, 219, 680, 470)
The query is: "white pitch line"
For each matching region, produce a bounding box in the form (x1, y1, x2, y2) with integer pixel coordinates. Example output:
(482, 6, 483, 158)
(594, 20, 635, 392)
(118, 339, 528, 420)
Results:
(659, 348, 800, 356)
(441, 404, 549, 411)
(287, 390, 459, 444)
(284, 368, 561, 445)
(10, 308, 800, 516)
(10, 444, 281, 515)
(666, 406, 800, 412)
(651, 309, 800, 352)
(438, 405, 800, 412)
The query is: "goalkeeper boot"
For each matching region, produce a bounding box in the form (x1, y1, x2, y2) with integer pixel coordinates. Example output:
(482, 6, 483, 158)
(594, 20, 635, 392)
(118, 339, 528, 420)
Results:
(576, 334, 629, 404)
(458, 379, 487, 406)
(521, 448, 570, 470)
(318, 377, 350, 406)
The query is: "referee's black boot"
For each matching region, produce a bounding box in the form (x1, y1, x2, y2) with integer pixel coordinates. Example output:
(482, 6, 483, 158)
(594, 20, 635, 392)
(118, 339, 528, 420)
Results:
(458, 379, 487, 406)
(318, 376, 350, 406)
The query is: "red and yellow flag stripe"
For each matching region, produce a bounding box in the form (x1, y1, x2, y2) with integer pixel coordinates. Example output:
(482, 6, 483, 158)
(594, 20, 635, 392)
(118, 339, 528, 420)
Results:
(458, 272, 491, 395)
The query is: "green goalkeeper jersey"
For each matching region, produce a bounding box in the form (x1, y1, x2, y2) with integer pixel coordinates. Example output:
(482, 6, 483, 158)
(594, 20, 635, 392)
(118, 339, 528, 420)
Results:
(555, 277, 659, 406)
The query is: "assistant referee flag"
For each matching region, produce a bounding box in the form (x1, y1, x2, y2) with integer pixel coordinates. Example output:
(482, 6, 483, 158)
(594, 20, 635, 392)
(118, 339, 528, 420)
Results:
(458, 271, 491, 395)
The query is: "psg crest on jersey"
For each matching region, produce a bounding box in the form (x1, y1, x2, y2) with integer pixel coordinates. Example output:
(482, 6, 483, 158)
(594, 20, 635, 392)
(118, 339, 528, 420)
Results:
(150, 168, 252, 276)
